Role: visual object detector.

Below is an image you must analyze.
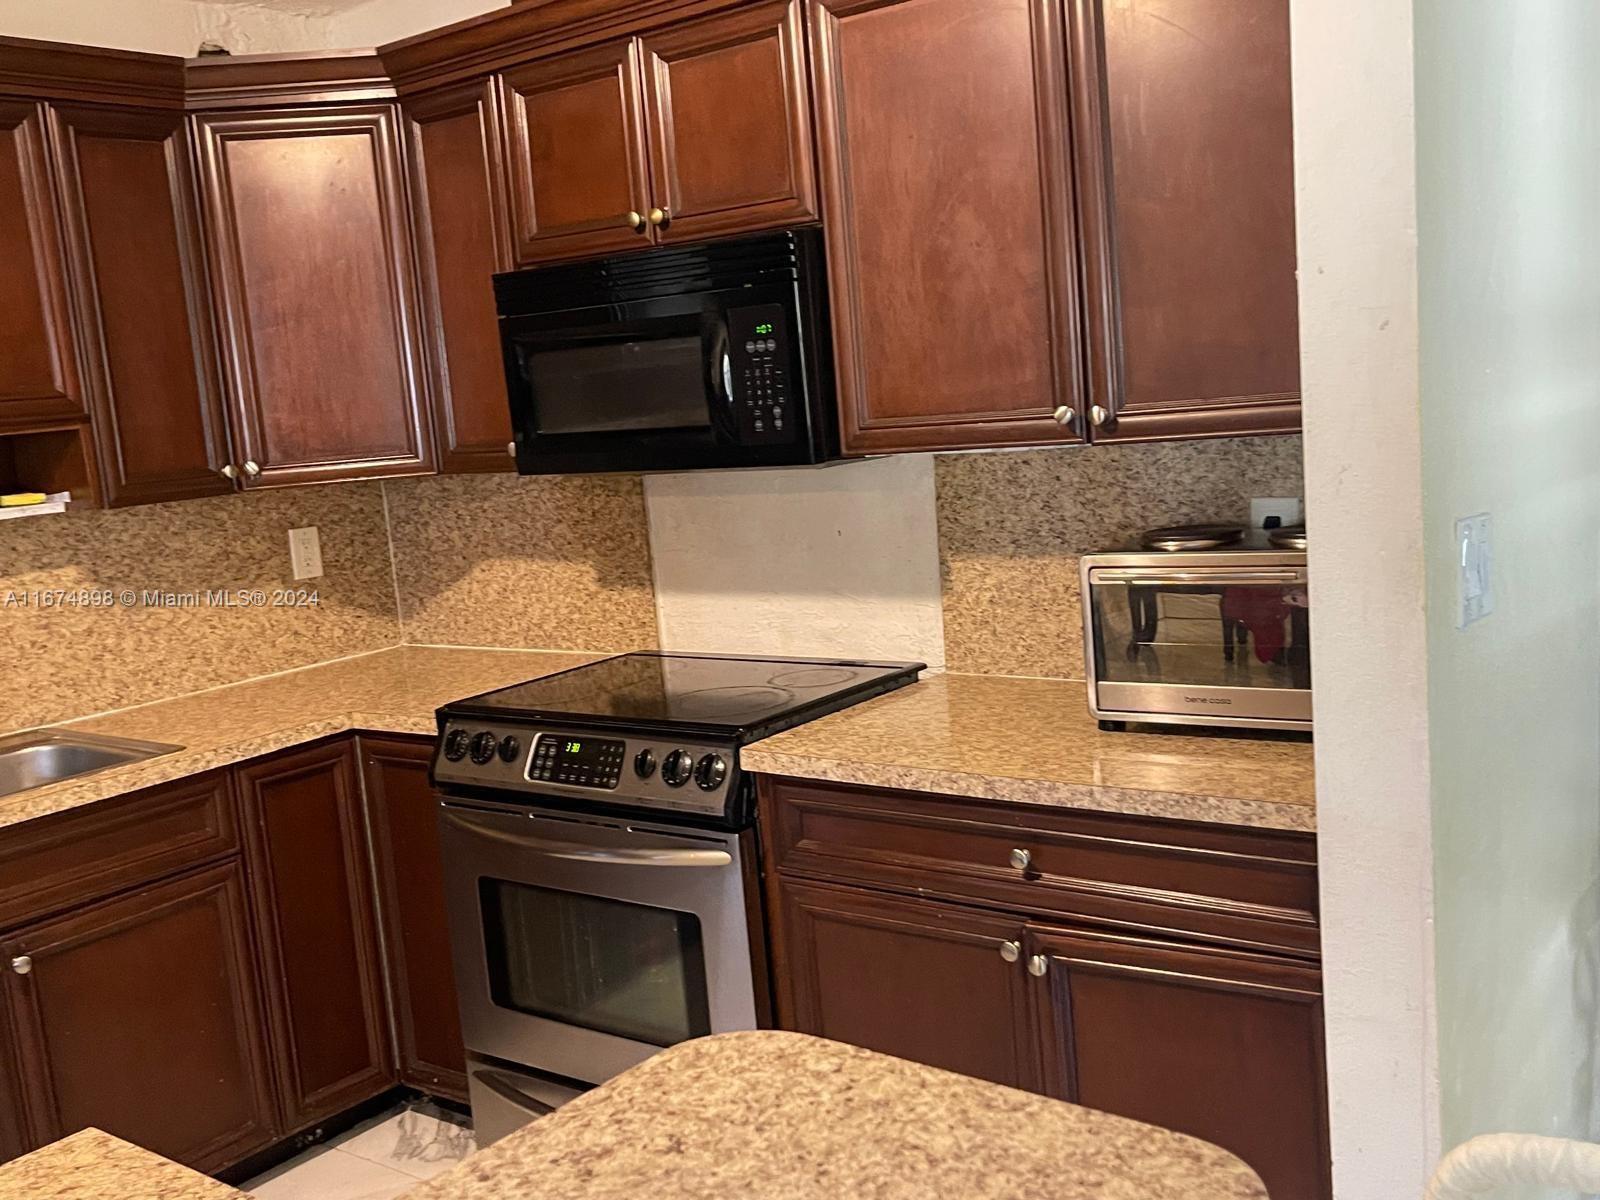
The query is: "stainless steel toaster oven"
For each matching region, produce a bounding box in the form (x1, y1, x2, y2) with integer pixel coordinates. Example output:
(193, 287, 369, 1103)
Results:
(1081, 541, 1310, 732)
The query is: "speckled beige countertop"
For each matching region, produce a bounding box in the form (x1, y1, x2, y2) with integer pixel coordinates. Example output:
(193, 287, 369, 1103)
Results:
(0, 1129, 246, 1199)
(409, 1031, 1267, 1200)
(0, 646, 600, 832)
(742, 674, 1315, 832)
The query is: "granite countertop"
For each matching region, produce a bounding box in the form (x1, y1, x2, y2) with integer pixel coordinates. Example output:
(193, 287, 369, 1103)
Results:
(0, 645, 600, 832)
(409, 1031, 1267, 1200)
(742, 673, 1316, 832)
(0, 1129, 246, 1200)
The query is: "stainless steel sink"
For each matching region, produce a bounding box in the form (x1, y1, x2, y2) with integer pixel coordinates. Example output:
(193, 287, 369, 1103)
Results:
(0, 730, 184, 799)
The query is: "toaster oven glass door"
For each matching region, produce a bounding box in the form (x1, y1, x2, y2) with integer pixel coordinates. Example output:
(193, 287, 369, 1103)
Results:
(1087, 568, 1311, 701)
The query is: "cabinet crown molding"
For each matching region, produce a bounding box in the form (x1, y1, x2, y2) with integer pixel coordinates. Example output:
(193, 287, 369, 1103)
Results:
(0, 36, 184, 108)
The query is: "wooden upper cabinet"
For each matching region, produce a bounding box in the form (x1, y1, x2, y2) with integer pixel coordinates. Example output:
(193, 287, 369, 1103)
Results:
(640, 0, 816, 244)
(47, 105, 232, 505)
(1029, 926, 1329, 1200)
(192, 104, 436, 487)
(405, 81, 515, 473)
(809, 0, 1084, 454)
(501, 41, 654, 264)
(1068, 0, 1299, 440)
(0, 101, 83, 430)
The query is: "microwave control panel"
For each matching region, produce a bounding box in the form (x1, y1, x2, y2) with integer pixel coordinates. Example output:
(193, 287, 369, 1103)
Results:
(729, 304, 794, 444)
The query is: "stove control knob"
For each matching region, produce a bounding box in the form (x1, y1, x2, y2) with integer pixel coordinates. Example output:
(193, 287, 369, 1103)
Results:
(469, 731, 499, 765)
(634, 748, 657, 779)
(694, 753, 728, 792)
(662, 749, 694, 787)
(443, 729, 471, 762)
(497, 734, 521, 763)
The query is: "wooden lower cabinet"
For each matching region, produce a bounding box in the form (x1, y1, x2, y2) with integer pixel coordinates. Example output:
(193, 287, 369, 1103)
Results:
(359, 735, 467, 1101)
(0, 862, 278, 1173)
(237, 740, 396, 1131)
(774, 880, 1036, 1091)
(1028, 926, 1330, 1200)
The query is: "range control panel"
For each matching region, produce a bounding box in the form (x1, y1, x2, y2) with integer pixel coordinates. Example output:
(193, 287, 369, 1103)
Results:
(729, 303, 794, 445)
(433, 722, 737, 820)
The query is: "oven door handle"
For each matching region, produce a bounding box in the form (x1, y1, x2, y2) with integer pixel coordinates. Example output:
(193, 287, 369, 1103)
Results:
(442, 811, 733, 867)
(1090, 570, 1307, 586)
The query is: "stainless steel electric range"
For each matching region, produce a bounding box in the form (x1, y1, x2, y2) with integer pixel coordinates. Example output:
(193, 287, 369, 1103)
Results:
(429, 652, 923, 1144)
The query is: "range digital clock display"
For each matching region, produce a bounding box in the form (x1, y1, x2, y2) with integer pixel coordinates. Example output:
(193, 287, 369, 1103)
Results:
(528, 735, 625, 789)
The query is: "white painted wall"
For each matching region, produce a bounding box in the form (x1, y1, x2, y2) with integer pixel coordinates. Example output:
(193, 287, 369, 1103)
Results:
(643, 457, 946, 667)
(1289, 1, 1440, 1196)
(0, 0, 341, 55)
(1415, 0, 1600, 1160)
(325, 0, 507, 47)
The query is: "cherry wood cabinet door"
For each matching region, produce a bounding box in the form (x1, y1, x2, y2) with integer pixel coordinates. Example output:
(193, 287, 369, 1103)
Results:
(0, 986, 28, 1165)
(0, 101, 82, 431)
(1028, 926, 1330, 1200)
(501, 41, 654, 264)
(1068, 0, 1299, 441)
(809, 0, 1084, 453)
(237, 741, 396, 1132)
(772, 879, 1038, 1091)
(640, 0, 816, 244)
(192, 105, 435, 487)
(404, 81, 516, 474)
(0, 862, 279, 1174)
(359, 736, 467, 1102)
(48, 105, 233, 505)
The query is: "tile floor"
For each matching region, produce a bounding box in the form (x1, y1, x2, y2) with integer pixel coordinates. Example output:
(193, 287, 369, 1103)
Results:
(245, 1104, 476, 1200)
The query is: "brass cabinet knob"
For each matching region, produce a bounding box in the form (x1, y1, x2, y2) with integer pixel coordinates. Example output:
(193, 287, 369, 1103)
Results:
(1089, 405, 1110, 427)
(11, 956, 31, 976)
(220, 464, 238, 480)
(626, 210, 646, 232)
(999, 940, 1021, 964)
(1052, 406, 1076, 428)
(1009, 847, 1031, 871)
(1027, 955, 1049, 977)
(243, 460, 261, 477)
(647, 207, 669, 228)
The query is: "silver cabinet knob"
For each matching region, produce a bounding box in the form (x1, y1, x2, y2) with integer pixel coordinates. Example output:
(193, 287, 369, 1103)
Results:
(1089, 405, 1110, 427)
(11, 956, 31, 976)
(220, 464, 238, 480)
(1027, 955, 1049, 977)
(999, 940, 1021, 963)
(242, 460, 261, 477)
(1052, 405, 1075, 427)
(1009, 848, 1031, 871)
(506, 441, 517, 458)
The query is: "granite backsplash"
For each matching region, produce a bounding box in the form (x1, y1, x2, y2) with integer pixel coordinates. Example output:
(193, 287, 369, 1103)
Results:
(935, 435, 1305, 679)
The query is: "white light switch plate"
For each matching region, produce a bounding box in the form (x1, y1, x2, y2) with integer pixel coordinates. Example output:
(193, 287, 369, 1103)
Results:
(1455, 513, 1493, 628)
(288, 526, 323, 581)
(1251, 497, 1303, 529)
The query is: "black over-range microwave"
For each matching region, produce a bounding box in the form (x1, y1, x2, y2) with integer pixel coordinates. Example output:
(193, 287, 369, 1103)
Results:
(494, 228, 838, 475)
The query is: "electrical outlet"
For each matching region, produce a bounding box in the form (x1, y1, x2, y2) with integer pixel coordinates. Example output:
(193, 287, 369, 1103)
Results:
(1455, 513, 1493, 628)
(1250, 497, 1303, 529)
(288, 526, 323, 581)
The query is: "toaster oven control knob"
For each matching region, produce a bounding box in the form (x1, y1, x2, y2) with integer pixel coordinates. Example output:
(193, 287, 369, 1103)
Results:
(469, 731, 499, 765)
(443, 729, 471, 762)
(694, 753, 728, 791)
(662, 749, 694, 787)
(634, 748, 657, 779)
(497, 734, 521, 763)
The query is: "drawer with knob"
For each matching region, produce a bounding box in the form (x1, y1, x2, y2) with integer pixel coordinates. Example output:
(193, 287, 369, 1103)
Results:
(759, 776, 1319, 956)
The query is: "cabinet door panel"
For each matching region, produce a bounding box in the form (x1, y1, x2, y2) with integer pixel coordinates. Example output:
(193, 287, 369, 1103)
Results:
(360, 736, 466, 1101)
(502, 41, 653, 264)
(1070, 0, 1299, 440)
(810, 0, 1083, 452)
(642, 0, 816, 243)
(49, 105, 231, 504)
(406, 81, 515, 473)
(0, 862, 278, 1174)
(773, 879, 1037, 1090)
(193, 106, 434, 486)
(0, 101, 82, 429)
(1031, 926, 1329, 1200)
(238, 741, 395, 1130)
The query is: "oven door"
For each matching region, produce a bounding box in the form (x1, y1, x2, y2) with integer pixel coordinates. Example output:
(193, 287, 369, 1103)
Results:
(438, 801, 757, 1087)
(501, 287, 820, 474)
(1084, 562, 1312, 727)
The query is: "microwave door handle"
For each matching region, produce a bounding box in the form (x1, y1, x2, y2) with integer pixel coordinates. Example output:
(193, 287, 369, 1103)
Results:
(442, 810, 732, 867)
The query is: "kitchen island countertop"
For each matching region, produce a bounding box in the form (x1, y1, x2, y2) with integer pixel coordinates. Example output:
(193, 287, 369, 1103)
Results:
(0, 1128, 247, 1200)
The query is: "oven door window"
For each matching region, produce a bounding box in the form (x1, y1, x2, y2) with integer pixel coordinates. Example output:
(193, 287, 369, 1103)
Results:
(479, 879, 712, 1048)
(1089, 576, 1311, 691)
